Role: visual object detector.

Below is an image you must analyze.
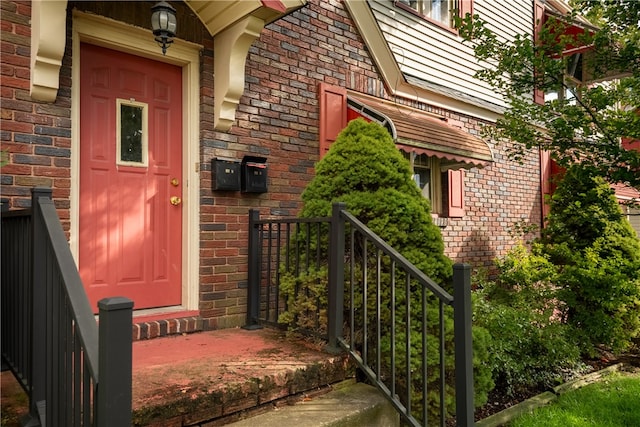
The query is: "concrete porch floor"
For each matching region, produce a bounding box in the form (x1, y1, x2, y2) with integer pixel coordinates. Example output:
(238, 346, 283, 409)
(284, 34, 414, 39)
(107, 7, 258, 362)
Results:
(1, 328, 354, 427)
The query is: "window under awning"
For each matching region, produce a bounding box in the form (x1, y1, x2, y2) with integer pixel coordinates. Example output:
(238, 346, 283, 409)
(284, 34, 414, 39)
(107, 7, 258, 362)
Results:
(347, 95, 494, 169)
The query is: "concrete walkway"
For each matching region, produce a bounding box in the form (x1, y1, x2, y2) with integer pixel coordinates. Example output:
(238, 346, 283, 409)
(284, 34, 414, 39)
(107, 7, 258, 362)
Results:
(226, 380, 399, 427)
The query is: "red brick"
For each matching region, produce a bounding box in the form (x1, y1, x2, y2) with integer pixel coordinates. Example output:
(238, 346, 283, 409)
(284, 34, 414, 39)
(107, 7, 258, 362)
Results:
(0, 119, 32, 132)
(0, 75, 29, 90)
(32, 166, 70, 177)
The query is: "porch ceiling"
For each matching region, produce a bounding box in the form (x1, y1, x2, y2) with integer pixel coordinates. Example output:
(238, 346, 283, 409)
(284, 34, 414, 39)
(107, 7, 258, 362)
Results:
(184, 0, 306, 37)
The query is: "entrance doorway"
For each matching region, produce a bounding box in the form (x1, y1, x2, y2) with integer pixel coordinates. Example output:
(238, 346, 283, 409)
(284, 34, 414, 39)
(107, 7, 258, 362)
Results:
(79, 43, 183, 311)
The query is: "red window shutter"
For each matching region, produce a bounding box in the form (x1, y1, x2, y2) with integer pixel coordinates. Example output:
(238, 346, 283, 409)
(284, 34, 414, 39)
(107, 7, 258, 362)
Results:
(459, 0, 473, 18)
(318, 83, 347, 158)
(540, 150, 552, 220)
(533, 0, 545, 105)
(549, 159, 565, 190)
(534, 1, 545, 43)
(622, 137, 640, 152)
(540, 150, 566, 222)
(533, 85, 545, 105)
(622, 110, 640, 151)
(447, 169, 465, 218)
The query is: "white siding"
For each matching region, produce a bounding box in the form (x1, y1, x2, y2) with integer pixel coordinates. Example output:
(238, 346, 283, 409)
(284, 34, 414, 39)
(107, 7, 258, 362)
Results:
(627, 207, 640, 238)
(369, 0, 533, 109)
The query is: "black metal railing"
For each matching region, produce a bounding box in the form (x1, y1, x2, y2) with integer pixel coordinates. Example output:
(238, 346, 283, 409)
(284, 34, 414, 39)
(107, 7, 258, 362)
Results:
(244, 209, 331, 333)
(246, 202, 474, 426)
(1, 188, 133, 427)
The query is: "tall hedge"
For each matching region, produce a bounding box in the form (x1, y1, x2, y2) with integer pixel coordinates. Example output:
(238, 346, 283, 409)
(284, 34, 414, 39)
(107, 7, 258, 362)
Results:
(539, 165, 640, 354)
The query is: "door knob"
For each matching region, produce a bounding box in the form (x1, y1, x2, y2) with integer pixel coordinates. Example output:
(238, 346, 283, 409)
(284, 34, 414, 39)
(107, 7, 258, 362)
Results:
(170, 196, 182, 206)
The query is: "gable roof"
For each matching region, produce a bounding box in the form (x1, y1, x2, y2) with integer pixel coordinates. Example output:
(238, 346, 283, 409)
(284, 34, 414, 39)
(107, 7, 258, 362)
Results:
(343, 0, 503, 122)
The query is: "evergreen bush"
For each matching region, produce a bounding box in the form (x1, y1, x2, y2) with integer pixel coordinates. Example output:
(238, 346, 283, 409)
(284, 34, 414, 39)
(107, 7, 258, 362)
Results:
(278, 267, 328, 335)
(287, 118, 493, 421)
(538, 165, 640, 355)
(300, 118, 451, 283)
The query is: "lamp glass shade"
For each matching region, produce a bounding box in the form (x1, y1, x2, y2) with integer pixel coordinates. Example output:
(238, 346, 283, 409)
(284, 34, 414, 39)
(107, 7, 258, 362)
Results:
(151, 2, 177, 35)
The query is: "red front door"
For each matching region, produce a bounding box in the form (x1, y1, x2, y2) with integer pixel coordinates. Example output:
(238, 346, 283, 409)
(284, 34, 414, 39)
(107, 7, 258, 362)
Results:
(79, 43, 183, 311)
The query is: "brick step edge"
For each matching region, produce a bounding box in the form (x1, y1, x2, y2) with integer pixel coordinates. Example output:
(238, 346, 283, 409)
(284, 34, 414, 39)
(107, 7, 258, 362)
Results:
(131, 355, 355, 426)
(132, 316, 204, 341)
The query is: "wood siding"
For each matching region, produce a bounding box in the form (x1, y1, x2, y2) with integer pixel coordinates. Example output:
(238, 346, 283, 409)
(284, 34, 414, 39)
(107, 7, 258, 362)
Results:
(369, 0, 533, 109)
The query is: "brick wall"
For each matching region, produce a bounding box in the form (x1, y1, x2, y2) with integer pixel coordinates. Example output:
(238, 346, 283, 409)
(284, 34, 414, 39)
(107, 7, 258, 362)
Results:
(0, 0, 542, 329)
(197, 0, 384, 328)
(1, 1, 72, 232)
(446, 142, 542, 266)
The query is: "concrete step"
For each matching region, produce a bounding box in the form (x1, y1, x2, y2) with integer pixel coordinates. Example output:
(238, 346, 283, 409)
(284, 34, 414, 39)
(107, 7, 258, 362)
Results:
(131, 328, 355, 426)
(226, 380, 400, 427)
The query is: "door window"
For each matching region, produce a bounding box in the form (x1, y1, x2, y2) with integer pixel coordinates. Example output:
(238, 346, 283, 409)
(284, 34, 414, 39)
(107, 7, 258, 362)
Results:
(117, 99, 148, 167)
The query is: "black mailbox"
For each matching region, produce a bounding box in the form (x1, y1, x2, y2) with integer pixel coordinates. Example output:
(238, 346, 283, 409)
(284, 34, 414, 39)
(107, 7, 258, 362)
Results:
(241, 156, 268, 193)
(212, 157, 241, 191)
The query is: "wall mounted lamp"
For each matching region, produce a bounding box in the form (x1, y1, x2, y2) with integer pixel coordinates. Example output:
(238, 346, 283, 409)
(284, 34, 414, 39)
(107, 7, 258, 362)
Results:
(151, 1, 177, 55)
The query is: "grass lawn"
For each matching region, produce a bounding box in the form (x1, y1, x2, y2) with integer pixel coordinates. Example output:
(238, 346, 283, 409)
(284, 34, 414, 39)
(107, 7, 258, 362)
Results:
(510, 372, 640, 427)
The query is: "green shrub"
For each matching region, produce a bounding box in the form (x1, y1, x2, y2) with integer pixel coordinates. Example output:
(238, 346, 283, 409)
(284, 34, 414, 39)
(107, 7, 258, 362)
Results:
(473, 242, 581, 396)
(489, 242, 558, 312)
(278, 267, 328, 335)
(300, 118, 452, 283)
(539, 165, 640, 355)
(474, 290, 581, 395)
(285, 118, 493, 421)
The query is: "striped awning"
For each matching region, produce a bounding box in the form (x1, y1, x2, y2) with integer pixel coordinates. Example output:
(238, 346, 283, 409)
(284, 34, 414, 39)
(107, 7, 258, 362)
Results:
(347, 95, 494, 169)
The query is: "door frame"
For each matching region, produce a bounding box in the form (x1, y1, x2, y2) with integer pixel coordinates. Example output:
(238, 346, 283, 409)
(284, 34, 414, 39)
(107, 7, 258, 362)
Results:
(71, 11, 201, 312)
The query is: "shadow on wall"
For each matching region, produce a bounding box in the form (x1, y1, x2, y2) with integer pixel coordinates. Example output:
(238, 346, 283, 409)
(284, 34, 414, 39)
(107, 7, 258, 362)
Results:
(459, 200, 541, 279)
(461, 229, 498, 277)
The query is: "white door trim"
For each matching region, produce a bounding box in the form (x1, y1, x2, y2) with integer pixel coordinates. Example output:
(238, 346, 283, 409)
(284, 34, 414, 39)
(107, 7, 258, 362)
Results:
(71, 11, 201, 311)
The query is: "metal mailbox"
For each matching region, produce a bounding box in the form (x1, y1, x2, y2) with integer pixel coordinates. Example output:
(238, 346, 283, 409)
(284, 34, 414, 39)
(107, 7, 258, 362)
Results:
(241, 156, 268, 193)
(212, 157, 241, 191)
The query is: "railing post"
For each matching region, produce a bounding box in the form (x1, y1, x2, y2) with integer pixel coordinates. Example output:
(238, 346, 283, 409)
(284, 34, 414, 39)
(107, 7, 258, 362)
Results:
(97, 297, 133, 427)
(25, 187, 52, 427)
(326, 202, 346, 353)
(453, 263, 475, 427)
(243, 209, 262, 329)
